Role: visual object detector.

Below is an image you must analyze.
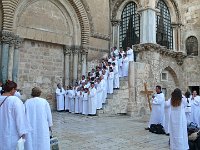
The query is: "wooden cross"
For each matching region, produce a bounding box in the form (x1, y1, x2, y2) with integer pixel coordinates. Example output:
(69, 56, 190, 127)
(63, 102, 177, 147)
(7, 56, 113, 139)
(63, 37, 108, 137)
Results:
(141, 83, 154, 112)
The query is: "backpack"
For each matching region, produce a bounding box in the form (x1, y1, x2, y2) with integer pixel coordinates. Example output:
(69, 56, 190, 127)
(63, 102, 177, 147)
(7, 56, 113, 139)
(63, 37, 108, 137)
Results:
(149, 124, 165, 134)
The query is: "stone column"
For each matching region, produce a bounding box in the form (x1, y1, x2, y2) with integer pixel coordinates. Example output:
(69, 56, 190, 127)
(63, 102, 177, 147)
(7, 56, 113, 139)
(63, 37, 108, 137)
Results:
(138, 7, 159, 44)
(171, 23, 182, 51)
(8, 37, 16, 80)
(81, 49, 88, 76)
(0, 31, 14, 83)
(64, 46, 71, 86)
(12, 37, 23, 82)
(73, 49, 79, 83)
(127, 61, 137, 116)
(111, 20, 121, 48)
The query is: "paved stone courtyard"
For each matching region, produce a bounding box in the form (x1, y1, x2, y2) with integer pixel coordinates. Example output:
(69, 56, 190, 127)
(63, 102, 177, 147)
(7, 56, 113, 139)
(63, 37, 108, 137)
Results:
(52, 112, 169, 150)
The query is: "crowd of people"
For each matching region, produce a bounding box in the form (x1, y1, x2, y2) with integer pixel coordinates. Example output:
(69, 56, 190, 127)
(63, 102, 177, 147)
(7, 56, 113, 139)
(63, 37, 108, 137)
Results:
(146, 85, 200, 150)
(0, 80, 53, 150)
(55, 46, 134, 115)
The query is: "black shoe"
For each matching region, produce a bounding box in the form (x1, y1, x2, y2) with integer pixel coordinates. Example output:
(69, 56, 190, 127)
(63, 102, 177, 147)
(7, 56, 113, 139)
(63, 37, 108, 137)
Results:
(165, 133, 169, 136)
(145, 127, 150, 130)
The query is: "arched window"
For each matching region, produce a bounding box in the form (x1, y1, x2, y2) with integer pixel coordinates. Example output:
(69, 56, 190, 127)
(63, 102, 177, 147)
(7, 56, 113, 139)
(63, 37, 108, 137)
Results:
(156, 0, 173, 49)
(119, 2, 140, 50)
(186, 36, 198, 56)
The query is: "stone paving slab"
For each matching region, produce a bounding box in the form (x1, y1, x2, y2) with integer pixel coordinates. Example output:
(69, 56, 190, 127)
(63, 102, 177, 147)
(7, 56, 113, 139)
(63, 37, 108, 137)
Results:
(52, 112, 169, 150)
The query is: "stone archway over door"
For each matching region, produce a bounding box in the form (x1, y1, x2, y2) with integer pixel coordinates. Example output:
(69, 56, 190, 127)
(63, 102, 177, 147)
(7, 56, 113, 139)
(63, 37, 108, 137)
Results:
(13, 0, 82, 109)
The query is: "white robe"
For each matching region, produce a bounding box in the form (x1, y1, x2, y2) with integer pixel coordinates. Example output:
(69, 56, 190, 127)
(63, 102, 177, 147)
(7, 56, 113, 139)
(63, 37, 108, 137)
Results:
(107, 72, 114, 94)
(55, 87, 65, 111)
(122, 57, 129, 77)
(126, 48, 134, 61)
(101, 78, 106, 103)
(148, 93, 165, 127)
(65, 90, 70, 110)
(0, 96, 30, 150)
(78, 92, 83, 113)
(88, 87, 97, 115)
(191, 96, 200, 127)
(96, 81, 103, 109)
(82, 92, 88, 115)
(113, 66, 119, 88)
(103, 74, 108, 101)
(169, 101, 189, 150)
(75, 91, 79, 113)
(118, 58, 123, 77)
(164, 98, 171, 134)
(184, 97, 193, 125)
(68, 90, 75, 113)
(25, 97, 53, 150)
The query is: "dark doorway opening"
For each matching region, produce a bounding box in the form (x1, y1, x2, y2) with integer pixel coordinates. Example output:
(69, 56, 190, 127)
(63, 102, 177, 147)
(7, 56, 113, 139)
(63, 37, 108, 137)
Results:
(189, 86, 200, 95)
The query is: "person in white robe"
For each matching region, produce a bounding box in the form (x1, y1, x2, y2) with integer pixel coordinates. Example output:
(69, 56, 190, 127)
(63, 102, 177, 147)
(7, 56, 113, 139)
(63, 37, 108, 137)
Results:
(119, 47, 125, 57)
(112, 62, 119, 89)
(0, 81, 30, 150)
(107, 68, 114, 94)
(74, 88, 80, 114)
(82, 88, 89, 115)
(102, 69, 108, 101)
(100, 75, 106, 104)
(25, 87, 53, 150)
(126, 47, 134, 62)
(88, 82, 97, 115)
(169, 88, 189, 150)
(68, 86, 75, 113)
(164, 98, 171, 135)
(113, 46, 119, 59)
(96, 78, 103, 109)
(65, 86, 70, 111)
(78, 88, 83, 114)
(55, 83, 65, 111)
(184, 91, 193, 125)
(147, 86, 165, 128)
(122, 54, 129, 77)
(118, 54, 123, 77)
(190, 91, 200, 127)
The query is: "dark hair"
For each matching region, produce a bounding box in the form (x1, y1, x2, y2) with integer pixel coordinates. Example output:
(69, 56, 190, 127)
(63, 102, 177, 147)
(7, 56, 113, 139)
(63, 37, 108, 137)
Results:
(185, 91, 190, 99)
(2, 80, 17, 93)
(156, 85, 161, 90)
(31, 87, 42, 97)
(171, 88, 182, 107)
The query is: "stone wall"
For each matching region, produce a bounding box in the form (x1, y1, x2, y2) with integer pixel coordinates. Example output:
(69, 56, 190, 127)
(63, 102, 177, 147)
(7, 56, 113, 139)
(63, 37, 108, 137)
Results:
(18, 40, 64, 109)
(129, 44, 186, 115)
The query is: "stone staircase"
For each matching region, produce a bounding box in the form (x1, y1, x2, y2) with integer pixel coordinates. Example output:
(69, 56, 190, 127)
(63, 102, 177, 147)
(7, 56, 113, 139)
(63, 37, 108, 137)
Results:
(97, 77, 129, 116)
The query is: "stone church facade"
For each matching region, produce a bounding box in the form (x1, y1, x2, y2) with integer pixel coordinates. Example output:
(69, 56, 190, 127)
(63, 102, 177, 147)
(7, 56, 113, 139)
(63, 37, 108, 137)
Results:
(0, 0, 199, 112)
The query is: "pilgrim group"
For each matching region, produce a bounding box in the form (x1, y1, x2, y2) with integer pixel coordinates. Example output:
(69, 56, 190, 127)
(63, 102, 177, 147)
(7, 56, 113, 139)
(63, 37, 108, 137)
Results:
(0, 81, 53, 150)
(146, 85, 200, 150)
(55, 46, 134, 115)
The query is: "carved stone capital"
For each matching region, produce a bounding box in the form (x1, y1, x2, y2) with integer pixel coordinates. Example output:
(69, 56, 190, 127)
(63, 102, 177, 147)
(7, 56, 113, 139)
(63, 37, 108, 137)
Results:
(111, 19, 121, 26)
(80, 49, 88, 55)
(15, 36, 23, 49)
(73, 49, 79, 55)
(64, 46, 72, 55)
(1, 31, 14, 44)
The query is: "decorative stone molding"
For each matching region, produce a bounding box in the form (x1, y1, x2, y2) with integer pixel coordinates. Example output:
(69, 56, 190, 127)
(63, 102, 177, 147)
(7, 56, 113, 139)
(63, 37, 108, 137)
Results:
(133, 43, 187, 65)
(68, 0, 90, 45)
(80, 48, 88, 55)
(91, 32, 110, 41)
(111, 19, 121, 26)
(1, 31, 15, 44)
(111, 0, 141, 19)
(2, 0, 20, 32)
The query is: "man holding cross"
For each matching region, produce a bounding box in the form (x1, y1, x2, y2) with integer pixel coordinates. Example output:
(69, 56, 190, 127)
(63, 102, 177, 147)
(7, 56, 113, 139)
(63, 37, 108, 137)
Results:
(146, 85, 165, 130)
